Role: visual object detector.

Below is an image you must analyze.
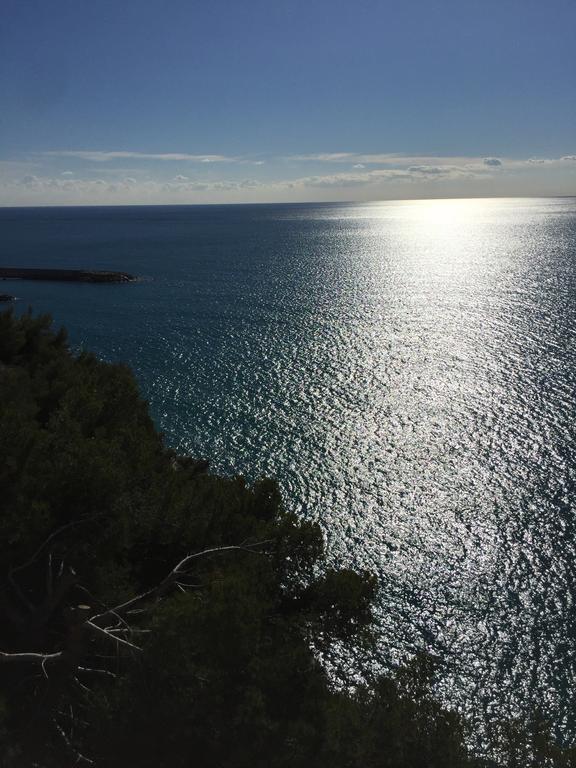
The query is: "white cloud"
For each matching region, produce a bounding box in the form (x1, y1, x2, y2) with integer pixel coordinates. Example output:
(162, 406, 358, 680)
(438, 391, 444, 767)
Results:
(1, 150, 574, 205)
(275, 166, 454, 190)
(42, 150, 240, 163)
(408, 165, 446, 175)
(290, 152, 356, 162)
(521, 156, 576, 166)
(287, 152, 576, 175)
(289, 152, 479, 166)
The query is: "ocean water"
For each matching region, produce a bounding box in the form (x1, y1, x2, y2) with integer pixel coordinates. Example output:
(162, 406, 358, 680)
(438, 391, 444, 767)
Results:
(2, 197, 576, 745)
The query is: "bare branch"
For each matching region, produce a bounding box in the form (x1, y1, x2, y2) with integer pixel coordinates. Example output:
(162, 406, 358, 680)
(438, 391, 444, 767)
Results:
(85, 621, 142, 652)
(0, 650, 63, 664)
(172, 541, 273, 575)
(75, 583, 108, 609)
(90, 540, 272, 626)
(73, 675, 93, 696)
(57, 708, 89, 728)
(41, 655, 51, 679)
(39, 565, 77, 619)
(77, 666, 117, 678)
(53, 717, 95, 765)
(6, 518, 99, 615)
(11, 516, 101, 575)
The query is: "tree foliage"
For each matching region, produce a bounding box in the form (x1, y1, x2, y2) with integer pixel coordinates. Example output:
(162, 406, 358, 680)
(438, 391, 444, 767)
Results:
(0, 309, 568, 767)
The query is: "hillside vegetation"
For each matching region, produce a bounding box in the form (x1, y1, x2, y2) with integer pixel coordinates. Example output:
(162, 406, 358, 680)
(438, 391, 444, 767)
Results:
(0, 310, 570, 767)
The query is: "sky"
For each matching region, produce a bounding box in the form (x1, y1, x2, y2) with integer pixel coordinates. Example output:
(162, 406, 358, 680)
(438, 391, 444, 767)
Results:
(1, 0, 575, 206)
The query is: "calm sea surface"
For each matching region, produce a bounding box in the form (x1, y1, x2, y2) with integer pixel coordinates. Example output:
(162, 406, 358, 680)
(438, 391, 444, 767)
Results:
(2, 198, 576, 744)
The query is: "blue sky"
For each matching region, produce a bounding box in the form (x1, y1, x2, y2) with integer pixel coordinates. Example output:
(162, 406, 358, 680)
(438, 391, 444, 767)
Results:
(1, 0, 575, 205)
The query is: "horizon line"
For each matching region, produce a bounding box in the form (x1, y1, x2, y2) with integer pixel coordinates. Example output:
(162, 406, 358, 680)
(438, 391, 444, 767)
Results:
(1, 193, 574, 210)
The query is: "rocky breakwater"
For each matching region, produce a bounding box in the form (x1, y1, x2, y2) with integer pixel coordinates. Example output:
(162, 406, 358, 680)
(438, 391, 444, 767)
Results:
(0, 267, 136, 283)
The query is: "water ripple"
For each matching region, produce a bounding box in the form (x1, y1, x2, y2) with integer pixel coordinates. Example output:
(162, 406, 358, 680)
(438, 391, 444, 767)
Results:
(4, 197, 576, 749)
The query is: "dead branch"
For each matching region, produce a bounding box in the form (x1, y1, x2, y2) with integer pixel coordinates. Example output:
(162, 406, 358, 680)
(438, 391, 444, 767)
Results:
(6, 519, 98, 615)
(53, 716, 95, 765)
(73, 675, 93, 696)
(90, 540, 272, 626)
(77, 666, 117, 678)
(85, 621, 142, 652)
(0, 650, 63, 664)
(11, 516, 100, 576)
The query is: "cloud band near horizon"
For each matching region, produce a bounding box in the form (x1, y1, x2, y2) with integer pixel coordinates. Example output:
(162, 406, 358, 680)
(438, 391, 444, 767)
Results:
(0, 151, 574, 206)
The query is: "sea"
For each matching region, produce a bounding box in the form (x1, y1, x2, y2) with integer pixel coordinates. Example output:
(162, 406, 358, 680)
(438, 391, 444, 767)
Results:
(2, 197, 576, 747)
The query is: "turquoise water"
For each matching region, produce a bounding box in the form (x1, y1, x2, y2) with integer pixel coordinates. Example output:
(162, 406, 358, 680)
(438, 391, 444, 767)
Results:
(2, 198, 576, 744)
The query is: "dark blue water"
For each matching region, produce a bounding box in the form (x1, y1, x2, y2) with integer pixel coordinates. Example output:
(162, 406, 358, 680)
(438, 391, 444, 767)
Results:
(2, 198, 576, 748)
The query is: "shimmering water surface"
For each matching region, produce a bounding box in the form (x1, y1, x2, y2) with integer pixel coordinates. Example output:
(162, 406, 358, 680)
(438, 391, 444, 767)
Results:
(2, 198, 576, 743)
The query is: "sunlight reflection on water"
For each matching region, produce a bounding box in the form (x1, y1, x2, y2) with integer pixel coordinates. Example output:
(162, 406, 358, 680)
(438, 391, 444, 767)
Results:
(4, 197, 576, 750)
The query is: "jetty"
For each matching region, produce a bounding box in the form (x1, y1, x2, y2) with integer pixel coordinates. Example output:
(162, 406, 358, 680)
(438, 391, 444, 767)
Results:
(0, 267, 135, 283)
